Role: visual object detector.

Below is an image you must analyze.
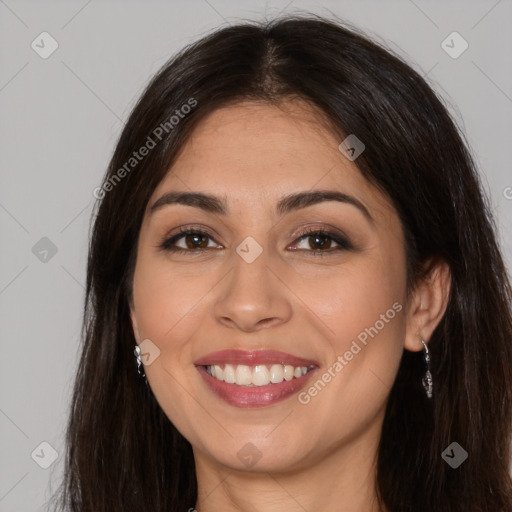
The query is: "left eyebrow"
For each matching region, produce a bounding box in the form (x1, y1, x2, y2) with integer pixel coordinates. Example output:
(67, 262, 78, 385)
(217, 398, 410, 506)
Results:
(150, 189, 374, 225)
(276, 190, 374, 225)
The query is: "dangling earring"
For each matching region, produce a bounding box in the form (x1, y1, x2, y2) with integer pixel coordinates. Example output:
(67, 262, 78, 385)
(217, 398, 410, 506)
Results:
(134, 345, 148, 386)
(421, 338, 433, 399)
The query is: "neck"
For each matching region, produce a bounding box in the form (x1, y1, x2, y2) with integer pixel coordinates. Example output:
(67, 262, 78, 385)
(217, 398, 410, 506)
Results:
(193, 417, 387, 512)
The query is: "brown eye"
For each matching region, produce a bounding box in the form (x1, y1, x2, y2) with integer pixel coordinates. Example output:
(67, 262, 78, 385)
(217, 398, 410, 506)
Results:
(159, 227, 353, 255)
(291, 229, 354, 254)
(159, 229, 220, 253)
(183, 232, 209, 249)
(307, 233, 334, 250)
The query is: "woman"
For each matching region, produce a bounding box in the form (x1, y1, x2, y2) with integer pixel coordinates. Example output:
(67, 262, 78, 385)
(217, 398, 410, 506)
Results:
(50, 14, 512, 512)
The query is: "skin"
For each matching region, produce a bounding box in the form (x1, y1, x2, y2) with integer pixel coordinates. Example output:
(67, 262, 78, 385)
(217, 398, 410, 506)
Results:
(130, 100, 451, 512)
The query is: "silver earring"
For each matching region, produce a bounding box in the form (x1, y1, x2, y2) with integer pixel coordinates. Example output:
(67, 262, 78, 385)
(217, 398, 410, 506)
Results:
(134, 345, 148, 386)
(421, 339, 433, 399)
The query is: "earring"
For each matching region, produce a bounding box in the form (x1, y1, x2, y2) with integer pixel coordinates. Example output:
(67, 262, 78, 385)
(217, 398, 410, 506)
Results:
(134, 345, 148, 386)
(421, 338, 433, 399)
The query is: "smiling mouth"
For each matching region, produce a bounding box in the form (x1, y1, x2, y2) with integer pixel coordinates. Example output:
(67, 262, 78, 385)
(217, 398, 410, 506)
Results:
(195, 349, 319, 407)
(204, 363, 316, 386)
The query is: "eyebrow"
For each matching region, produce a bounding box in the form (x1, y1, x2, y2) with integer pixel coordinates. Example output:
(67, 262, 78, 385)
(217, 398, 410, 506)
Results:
(150, 189, 374, 224)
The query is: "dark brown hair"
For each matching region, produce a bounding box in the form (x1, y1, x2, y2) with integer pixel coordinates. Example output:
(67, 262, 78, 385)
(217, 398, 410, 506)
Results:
(49, 14, 512, 512)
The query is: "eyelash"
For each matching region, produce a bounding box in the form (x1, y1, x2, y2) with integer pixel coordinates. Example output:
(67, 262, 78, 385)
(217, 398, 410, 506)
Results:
(158, 226, 354, 256)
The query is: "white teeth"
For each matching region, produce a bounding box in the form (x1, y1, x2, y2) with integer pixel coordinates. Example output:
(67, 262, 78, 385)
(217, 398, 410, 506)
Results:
(284, 365, 294, 381)
(223, 364, 236, 383)
(270, 364, 284, 383)
(235, 365, 253, 386)
(252, 365, 270, 386)
(205, 363, 312, 386)
(214, 365, 223, 380)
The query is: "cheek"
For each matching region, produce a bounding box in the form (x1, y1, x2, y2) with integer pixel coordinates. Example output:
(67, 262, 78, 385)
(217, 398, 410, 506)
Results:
(131, 253, 223, 372)
(293, 286, 404, 438)
(131, 257, 214, 437)
(290, 246, 406, 405)
(290, 248, 405, 345)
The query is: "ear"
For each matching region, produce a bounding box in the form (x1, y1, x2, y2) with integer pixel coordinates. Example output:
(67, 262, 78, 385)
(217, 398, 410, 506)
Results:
(404, 258, 451, 352)
(129, 302, 141, 343)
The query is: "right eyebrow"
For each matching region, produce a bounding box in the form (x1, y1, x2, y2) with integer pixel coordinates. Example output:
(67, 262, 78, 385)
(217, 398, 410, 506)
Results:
(150, 191, 228, 215)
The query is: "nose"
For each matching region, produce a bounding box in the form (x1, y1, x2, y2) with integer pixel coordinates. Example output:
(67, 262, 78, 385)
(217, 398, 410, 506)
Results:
(213, 247, 293, 332)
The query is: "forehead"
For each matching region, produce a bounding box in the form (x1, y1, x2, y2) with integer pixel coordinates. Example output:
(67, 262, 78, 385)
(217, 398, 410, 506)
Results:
(149, 100, 394, 221)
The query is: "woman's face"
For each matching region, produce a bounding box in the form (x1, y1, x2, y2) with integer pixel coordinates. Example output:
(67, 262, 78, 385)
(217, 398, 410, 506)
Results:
(130, 100, 411, 473)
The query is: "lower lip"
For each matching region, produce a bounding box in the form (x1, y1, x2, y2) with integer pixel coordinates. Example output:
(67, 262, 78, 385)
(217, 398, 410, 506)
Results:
(196, 365, 318, 407)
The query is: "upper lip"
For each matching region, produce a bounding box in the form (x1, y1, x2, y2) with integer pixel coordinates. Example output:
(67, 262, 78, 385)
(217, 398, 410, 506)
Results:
(194, 349, 318, 367)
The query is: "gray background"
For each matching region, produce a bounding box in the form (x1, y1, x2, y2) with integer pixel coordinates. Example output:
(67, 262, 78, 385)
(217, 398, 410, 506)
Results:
(1, 0, 511, 510)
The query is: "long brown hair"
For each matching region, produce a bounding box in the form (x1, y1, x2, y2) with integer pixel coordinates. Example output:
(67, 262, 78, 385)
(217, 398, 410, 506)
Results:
(48, 14, 512, 512)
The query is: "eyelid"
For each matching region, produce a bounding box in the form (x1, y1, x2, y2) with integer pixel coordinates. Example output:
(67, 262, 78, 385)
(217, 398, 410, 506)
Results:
(287, 223, 350, 242)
